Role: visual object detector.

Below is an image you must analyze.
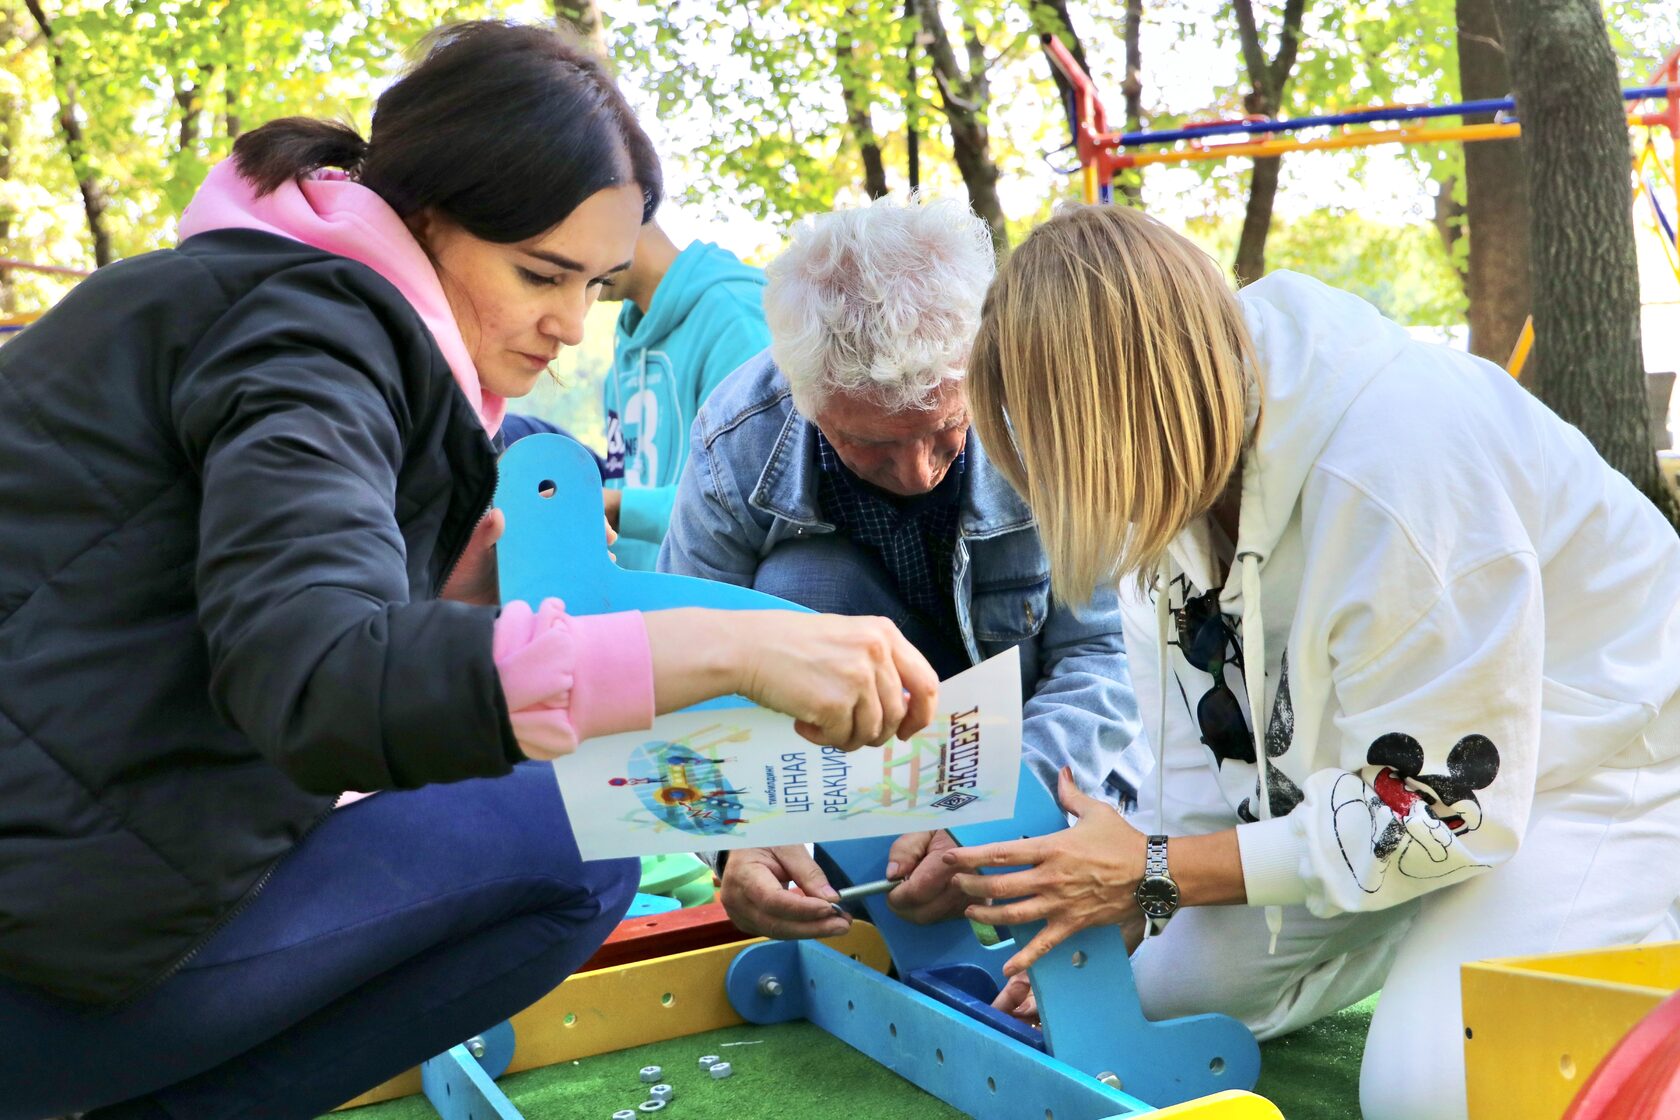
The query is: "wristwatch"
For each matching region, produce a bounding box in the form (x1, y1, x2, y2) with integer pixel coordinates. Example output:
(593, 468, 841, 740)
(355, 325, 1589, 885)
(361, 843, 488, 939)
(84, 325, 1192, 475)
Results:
(1133, 834, 1181, 935)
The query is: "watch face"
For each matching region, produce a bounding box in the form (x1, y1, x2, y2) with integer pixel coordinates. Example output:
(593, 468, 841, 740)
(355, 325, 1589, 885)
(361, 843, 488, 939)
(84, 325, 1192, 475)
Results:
(1135, 874, 1180, 919)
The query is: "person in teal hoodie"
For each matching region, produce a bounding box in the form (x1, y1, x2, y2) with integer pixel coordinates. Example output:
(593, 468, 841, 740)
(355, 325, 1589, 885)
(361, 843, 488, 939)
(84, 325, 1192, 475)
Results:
(597, 220, 770, 569)
(502, 221, 767, 566)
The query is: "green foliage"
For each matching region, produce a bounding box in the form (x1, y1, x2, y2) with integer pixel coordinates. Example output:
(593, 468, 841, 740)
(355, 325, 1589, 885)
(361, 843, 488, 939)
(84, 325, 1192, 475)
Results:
(1186, 208, 1468, 327)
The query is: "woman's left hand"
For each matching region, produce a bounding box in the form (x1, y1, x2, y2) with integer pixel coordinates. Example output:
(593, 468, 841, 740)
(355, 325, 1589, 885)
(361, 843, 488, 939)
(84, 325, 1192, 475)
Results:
(441, 508, 504, 606)
(943, 766, 1149, 978)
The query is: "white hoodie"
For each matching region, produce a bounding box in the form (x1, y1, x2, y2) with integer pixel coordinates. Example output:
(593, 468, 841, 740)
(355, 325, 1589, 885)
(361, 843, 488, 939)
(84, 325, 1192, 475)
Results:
(1119, 271, 1680, 924)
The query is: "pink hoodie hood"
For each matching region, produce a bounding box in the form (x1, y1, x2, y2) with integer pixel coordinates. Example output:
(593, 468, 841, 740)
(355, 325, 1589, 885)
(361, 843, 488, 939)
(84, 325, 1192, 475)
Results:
(179, 160, 505, 435)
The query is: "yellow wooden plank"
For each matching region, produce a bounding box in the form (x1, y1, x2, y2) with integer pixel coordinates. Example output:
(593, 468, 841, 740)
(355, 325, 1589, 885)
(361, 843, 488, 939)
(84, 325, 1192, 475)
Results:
(338, 922, 890, 1109)
(1462, 942, 1680, 1120)
(1144, 1089, 1284, 1118)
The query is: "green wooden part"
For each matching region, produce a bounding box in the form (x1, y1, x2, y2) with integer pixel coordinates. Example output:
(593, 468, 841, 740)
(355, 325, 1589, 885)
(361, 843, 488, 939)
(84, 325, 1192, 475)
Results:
(638, 852, 712, 897)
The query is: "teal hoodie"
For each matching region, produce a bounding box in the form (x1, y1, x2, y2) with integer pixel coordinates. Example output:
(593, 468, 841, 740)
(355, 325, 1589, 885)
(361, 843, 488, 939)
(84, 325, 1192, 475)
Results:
(603, 241, 769, 570)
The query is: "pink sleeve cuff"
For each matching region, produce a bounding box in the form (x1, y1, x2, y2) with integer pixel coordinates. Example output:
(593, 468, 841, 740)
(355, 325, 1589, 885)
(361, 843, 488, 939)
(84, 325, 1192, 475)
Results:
(563, 610, 655, 740)
(493, 599, 654, 757)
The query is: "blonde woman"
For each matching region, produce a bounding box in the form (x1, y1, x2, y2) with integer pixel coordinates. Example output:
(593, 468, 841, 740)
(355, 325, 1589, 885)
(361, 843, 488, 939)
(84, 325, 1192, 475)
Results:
(946, 203, 1680, 1119)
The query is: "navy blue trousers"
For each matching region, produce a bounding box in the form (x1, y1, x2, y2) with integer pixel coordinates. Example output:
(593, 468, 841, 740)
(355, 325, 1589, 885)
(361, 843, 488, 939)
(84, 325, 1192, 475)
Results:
(0, 763, 637, 1120)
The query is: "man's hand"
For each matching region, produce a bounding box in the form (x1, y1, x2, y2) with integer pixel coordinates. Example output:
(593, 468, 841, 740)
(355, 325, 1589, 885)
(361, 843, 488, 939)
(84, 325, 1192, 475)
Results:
(719, 845, 852, 940)
(885, 831, 969, 925)
(602, 487, 623, 531)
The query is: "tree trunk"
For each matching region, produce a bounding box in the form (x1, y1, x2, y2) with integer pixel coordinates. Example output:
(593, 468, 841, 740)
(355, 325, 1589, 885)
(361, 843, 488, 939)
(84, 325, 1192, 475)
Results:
(838, 30, 889, 199)
(915, 0, 1007, 249)
(1458, 0, 1532, 365)
(1432, 173, 1468, 295)
(1234, 155, 1281, 286)
(1117, 0, 1144, 206)
(554, 0, 607, 56)
(1230, 0, 1305, 286)
(24, 0, 111, 268)
(177, 72, 202, 151)
(905, 0, 921, 192)
(1490, 0, 1677, 525)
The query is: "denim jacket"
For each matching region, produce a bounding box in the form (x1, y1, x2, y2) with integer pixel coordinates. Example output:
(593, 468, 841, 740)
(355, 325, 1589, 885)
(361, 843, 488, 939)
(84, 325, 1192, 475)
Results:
(659, 352, 1146, 802)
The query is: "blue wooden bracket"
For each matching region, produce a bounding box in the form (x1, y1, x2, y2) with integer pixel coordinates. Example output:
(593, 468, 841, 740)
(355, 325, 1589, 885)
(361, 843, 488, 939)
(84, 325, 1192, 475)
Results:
(627, 892, 683, 917)
(726, 938, 1155, 1119)
(496, 433, 813, 712)
(421, 1020, 520, 1120)
(816, 757, 1260, 1106)
(490, 433, 1260, 1110)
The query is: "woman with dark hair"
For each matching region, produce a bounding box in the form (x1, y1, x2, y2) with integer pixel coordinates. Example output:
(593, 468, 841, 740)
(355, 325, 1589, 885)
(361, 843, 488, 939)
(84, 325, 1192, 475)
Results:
(0, 22, 936, 1119)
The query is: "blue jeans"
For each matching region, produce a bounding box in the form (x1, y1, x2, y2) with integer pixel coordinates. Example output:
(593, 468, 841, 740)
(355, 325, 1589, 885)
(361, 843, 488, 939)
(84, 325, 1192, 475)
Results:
(0, 763, 637, 1120)
(751, 534, 972, 679)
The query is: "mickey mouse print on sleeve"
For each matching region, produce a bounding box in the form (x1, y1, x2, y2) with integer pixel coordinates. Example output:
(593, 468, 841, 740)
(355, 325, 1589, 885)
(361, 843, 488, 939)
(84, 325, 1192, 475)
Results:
(1240, 542, 1544, 918)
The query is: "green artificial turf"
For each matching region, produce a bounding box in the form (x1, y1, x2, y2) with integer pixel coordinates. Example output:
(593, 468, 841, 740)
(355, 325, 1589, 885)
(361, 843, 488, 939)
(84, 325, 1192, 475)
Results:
(1255, 993, 1376, 1119)
(331, 996, 1376, 1120)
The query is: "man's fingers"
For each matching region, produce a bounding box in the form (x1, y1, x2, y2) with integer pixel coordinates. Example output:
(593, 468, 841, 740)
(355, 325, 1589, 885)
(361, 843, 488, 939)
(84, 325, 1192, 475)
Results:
(884, 831, 934, 882)
(779, 844, 840, 903)
(991, 973, 1036, 1021)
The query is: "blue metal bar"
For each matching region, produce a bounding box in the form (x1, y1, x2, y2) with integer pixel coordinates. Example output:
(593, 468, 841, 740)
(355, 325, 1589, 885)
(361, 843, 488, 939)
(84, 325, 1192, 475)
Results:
(728, 939, 1158, 1119)
(1112, 84, 1674, 148)
(1647, 175, 1679, 245)
(421, 1026, 522, 1120)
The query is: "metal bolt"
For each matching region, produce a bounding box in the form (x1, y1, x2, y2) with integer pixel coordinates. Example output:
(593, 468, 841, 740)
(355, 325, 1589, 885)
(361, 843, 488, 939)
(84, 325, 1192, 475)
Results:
(639, 1065, 662, 1083)
(709, 1060, 734, 1079)
(1097, 1071, 1122, 1089)
(650, 1084, 673, 1102)
(757, 975, 784, 998)
(698, 1054, 722, 1069)
(465, 1037, 486, 1059)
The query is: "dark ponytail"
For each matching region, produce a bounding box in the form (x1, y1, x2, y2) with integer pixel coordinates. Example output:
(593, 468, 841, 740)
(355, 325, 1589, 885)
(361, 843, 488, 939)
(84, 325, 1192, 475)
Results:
(231, 118, 369, 194)
(229, 21, 662, 243)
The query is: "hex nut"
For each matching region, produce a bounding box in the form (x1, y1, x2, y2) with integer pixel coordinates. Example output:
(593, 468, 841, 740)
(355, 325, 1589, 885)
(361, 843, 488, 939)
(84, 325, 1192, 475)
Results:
(639, 1065, 662, 1083)
(638, 1101, 666, 1113)
(650, 1084, 673, 1102)
(709, 1060, 734, 1079)
(699, 1053, 722, 1069)
(614, 1112, 637, 1120)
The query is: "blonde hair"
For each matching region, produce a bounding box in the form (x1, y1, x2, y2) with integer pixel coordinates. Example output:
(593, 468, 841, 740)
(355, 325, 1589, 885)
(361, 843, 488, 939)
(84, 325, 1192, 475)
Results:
(967, 204, 1257, 605)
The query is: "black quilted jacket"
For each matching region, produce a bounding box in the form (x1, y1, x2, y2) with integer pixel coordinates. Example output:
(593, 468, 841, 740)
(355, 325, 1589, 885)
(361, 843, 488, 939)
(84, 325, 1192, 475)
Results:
(0, 229, 521, 1004)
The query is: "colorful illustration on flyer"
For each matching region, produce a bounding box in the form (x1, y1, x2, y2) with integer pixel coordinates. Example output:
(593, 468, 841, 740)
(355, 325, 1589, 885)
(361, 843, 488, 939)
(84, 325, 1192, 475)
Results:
(608, 725, 753, 837)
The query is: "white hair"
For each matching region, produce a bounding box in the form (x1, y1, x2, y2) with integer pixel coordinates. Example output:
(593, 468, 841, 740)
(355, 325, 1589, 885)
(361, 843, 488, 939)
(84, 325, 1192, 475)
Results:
(764, 195, 997, 415)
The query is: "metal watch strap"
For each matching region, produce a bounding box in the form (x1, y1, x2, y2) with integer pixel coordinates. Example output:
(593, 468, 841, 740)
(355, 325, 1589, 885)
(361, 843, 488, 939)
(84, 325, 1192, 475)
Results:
(1143, 834, 1174, 935)
(1146, 834, 1170, 878)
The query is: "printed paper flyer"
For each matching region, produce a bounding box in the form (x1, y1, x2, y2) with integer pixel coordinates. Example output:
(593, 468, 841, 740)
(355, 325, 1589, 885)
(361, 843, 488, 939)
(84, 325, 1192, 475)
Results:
(554, 647, 1024, 859)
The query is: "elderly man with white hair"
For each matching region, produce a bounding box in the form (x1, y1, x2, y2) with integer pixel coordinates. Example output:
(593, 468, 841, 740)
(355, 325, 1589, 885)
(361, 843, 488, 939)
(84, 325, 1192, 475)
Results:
(660, 197, 1145, 938)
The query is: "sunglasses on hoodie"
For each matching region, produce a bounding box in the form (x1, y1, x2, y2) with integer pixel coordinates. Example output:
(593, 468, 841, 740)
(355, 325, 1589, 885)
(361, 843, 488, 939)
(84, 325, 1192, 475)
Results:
(1173, 588, 1255, 765)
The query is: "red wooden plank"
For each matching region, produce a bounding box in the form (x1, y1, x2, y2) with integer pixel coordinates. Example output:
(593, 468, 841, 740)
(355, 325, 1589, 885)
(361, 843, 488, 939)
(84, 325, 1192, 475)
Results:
(580, 901, 750, 971)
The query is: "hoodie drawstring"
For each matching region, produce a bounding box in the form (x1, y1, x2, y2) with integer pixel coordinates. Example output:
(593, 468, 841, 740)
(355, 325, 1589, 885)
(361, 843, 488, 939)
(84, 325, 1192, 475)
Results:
(1238, 551, 1284, 954)
(1148, 559, 1173, 943)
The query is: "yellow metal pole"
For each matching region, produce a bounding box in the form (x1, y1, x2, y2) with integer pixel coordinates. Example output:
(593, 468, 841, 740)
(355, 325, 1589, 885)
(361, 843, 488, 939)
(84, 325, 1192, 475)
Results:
(1506, 317, 1534, 380)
